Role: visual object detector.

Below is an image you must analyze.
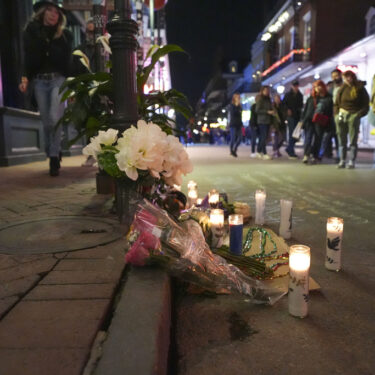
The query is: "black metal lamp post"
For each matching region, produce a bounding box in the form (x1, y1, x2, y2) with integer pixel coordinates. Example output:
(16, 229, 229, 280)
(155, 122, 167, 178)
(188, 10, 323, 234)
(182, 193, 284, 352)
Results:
(107, 0, 139, 132)
(106, 0, 139, 226)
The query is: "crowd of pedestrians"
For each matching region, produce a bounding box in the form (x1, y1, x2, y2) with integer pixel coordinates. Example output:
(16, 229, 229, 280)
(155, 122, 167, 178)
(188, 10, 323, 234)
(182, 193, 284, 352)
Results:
(229, 68, 370, 169)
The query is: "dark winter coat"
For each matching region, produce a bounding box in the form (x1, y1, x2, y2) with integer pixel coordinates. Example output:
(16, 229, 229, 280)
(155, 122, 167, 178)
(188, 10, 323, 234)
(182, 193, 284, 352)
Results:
(302, 94, 333, 129)
(23, 20, 73, 80)
(255, 95, 273, 125)
(228, 103, 243, 129)
(283, 89, 303, 120)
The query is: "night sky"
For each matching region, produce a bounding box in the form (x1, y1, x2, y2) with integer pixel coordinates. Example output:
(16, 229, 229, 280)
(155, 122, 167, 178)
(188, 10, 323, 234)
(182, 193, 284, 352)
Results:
(165, 0, 279, 108)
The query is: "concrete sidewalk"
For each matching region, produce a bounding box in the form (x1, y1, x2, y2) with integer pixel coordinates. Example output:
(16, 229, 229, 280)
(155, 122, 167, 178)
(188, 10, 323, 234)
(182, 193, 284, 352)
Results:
(0, 156, 170, 375)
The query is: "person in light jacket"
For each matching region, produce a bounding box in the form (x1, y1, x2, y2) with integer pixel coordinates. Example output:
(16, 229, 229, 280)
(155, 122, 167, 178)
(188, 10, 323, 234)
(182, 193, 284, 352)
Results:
(334, 70, 369, 169)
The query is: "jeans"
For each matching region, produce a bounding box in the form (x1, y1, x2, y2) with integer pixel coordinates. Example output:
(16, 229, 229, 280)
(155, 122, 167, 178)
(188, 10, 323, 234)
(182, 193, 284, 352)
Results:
(230, 127, 242, 153)
(250, 126, 259, 153)
(34, 75, 65, 157)
(273, 128, 285, 151)
(304, 123, 325, 158)
(257, 123, 270, 154)
(286, 116, 298, 156)
(335, 111, 361, 162)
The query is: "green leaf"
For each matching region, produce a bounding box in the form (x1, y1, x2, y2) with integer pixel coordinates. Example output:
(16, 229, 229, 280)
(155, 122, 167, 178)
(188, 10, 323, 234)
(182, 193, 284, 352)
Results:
(97, 151, 124, 178)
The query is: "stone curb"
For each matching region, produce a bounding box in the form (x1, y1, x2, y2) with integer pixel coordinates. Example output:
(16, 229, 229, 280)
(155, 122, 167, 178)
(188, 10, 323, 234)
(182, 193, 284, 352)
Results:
(94, 267, 171, 375)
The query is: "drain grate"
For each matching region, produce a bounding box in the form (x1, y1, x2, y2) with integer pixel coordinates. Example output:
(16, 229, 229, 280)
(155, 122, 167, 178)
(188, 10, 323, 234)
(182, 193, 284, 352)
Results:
(0, 216, 123, 255)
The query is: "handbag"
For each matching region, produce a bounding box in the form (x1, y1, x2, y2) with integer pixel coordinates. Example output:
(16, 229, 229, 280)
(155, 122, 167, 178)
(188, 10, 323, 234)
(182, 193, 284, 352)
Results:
(292, 121, 303, 140)
(312, 112, 330, 126)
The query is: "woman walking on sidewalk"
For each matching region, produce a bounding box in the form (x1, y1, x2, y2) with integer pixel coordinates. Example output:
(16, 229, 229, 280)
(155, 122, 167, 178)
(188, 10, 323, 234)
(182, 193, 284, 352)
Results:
(19, 0, 72, 176)
(255, 86, 274, 160)
(302, 80, 333, 164)
(272, 94, 286, 158)
(228, 93, 243, 157)
(334, 70, 369, 169)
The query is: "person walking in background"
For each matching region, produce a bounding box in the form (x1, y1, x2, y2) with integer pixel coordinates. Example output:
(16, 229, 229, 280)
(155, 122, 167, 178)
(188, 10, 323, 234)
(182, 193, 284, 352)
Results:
(272, 94, 286, 158)
(334, 70, 369, 169)
(255, 86, 274, 160)
(228, 92, 243, 157)
(249, 101, 259, 157)
(320, 69, 343, 161)
(283, 80, 303, 159)
(302, 80, 333, 165)
(19, 0, 72, 176)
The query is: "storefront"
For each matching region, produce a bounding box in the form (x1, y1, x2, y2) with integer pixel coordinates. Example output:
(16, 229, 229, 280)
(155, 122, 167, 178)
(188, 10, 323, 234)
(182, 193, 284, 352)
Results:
(299, 34, 375, 147)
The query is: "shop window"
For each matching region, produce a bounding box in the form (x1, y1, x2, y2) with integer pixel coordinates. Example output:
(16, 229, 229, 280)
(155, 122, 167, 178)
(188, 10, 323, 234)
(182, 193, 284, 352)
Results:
(289, 27, 295, 51)
(303, 11, 312, 51)
(370, 15, 375, 35)
(278, 36, 285, 59)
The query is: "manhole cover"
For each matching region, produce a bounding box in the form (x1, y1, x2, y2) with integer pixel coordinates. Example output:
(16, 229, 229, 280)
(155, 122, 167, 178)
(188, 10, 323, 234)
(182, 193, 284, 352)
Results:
(0, 216, 123, 255)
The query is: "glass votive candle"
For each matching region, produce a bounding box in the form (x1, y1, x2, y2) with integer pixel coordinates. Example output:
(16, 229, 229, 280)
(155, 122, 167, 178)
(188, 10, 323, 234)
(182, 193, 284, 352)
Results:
(210, 209, 224, 248)
(187, 188, 198, 208)
(187, 180, 197, 191)
(279, 199, 293, 239)
(196, 198, 203, 206)
(325, 217, 344, 272)
(229, 214, 243, 255)
(255, 189, 266, 225)
(288, 245, 311, 318)
(208, 189, 220, 208)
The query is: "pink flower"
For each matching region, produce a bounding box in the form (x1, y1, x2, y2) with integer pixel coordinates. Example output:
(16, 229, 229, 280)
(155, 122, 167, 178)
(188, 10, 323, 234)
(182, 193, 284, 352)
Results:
(133, 209, 158, 232)
(125, 238, 150, 266)
(125, 231, 160, 266)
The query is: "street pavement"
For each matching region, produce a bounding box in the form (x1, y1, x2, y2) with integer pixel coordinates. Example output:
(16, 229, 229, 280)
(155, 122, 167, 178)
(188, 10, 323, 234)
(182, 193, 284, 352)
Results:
(0, 157, 126, 375)
(0, 146, 374, 375)
(176, 145, 375, 375)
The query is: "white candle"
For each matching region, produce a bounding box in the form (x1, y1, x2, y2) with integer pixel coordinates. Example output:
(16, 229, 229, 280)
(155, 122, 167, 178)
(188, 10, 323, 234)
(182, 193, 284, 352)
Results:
(255, 189, 266, 225)
(279, 199, 293, 239)
(187, 180, 197, 191)
(187, 188, 198, 208)
(208, 189, 220, 208)
(196, 198, 203, 205)
(210, 209, 224, 248)
(173, 184, 181, 191)
(288, 245, 310, 318)
(325, 217, 344, 272)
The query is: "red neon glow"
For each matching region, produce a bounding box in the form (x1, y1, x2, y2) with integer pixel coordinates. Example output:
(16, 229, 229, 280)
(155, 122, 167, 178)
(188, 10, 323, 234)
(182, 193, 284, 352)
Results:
(261, 48, 311, 77)
(336, 64, 359, 74)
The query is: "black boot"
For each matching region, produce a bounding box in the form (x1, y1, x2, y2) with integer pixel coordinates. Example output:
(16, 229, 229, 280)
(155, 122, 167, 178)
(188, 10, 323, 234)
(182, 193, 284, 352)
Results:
(49, 157, 60, 176)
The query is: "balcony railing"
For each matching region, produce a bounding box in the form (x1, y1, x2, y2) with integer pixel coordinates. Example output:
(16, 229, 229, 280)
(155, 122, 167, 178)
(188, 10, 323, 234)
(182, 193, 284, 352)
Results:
(262, 48, 311, 78)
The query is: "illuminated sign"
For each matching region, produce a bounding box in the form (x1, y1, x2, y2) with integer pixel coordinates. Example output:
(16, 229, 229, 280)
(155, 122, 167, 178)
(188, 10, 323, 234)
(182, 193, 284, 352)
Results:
(261, 48, 311, 77)
(336, 64, 359, 74)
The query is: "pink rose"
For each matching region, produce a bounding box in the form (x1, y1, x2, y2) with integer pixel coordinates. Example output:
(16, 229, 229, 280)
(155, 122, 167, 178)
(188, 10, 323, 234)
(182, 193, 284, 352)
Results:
(125, 238, 150, 266)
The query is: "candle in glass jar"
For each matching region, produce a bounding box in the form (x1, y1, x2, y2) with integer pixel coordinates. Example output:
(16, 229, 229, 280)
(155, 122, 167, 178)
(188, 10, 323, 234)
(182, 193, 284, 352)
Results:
(229, 214, 243, 255)
(325, 217, 344, 272)
(288, 245, 310, 318)
(279, 199, 293, 239)
(187, 188, 198, 208)
(255, 190, 266, 225)
(196, 198, 203, 206)
(187, 180, 197, 191)
(210, 209, 224, 248)
(209, 189, 220, 208)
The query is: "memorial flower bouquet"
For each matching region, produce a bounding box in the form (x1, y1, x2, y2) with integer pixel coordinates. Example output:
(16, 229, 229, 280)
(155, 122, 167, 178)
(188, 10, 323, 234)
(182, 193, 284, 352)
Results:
(125, 200, 286, 305)
(82, 121, 193, 191)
